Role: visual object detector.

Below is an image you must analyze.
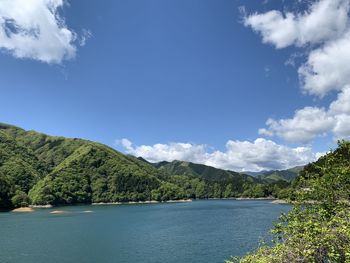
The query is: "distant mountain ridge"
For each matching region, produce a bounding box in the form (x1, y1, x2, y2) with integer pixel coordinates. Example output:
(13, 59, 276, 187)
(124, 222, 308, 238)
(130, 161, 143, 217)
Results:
(151, 160, 256, 182)
(147, 159, 302, 183)
(255, 166, 304, 182)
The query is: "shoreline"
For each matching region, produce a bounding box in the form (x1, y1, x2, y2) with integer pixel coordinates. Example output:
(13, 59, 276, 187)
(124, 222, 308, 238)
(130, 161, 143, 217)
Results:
(209, 197, 290, 204)
(235, 197, 276, 200)
(12, 207, 34, 213)
(3, 198, 291, 213)
(270, 199, 289, 204)
(2, 199, 193, 212)
(92, 199, 193, 205)
(29, 204, 53, 208)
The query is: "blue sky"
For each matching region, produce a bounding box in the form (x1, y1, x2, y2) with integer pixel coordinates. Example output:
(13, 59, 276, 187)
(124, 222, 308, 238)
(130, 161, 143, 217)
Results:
(1, 0, 349, 171)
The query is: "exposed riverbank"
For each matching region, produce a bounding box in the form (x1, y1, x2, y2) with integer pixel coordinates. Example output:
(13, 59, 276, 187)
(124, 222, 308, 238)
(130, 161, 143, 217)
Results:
(12, 207, 34, 213)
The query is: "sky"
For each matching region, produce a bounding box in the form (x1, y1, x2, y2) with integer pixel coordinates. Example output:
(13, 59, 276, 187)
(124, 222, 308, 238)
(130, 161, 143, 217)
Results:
(1, 0, 349, 172)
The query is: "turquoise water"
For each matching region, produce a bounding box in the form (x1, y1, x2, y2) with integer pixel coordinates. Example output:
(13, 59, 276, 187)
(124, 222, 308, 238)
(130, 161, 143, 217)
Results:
(0, 200, 290, 263)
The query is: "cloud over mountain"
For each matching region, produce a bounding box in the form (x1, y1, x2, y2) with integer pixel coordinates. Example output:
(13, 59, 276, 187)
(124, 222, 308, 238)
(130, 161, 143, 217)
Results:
(119, 138, 320, 172)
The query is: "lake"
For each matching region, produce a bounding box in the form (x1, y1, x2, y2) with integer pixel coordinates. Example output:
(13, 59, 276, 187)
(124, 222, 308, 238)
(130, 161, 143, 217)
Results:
(0, 200, 290, 263)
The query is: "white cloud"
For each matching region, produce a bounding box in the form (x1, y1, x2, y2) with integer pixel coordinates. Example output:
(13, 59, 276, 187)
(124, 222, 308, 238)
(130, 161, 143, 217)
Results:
(245, 0, 350, 97)
(261, 107, 334, 143)
(245, 0, 350, 143)
(79, 29, 92, 47)
(333, 115, 350, 139)
(118, 138, 319, 172)
(299, 32, 350, 97)
(261, 87, 350, 143)
(119, 138, 209, 165)
(0, 0, 81, 63)
(119, 138, 133, 152)
(244, 0, 350, 48)
(329, 86, 350, 115)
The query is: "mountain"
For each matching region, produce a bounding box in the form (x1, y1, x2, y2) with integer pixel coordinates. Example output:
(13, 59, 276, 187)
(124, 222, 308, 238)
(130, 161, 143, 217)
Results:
(153, 160, 256, 182)
(257, 166, 304, 182)
(152, 158, 301, 184)
(244, 170, 273, 177)
(0, 123, 163, 207)
(0, 123, 288, 209)
(152, 160, 259, 195)
(134, 159, 264, 198)
(152, 160, 295, 198)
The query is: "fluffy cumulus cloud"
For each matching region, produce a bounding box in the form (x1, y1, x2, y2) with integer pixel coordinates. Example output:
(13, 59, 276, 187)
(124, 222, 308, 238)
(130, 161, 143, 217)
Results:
(260, 86, 350, 142)
(245, 0, 350, 143)
(119, 138, 209, 164)
(259, 107, 334, 143)
(118, 138, 320, 172)
(244, 0, 349, 49)
(299, 32, 350, 97)
(0, 0, 81, 63)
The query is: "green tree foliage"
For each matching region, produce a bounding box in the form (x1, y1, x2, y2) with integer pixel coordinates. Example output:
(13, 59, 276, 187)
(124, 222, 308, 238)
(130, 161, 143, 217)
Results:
(11, 190, 30, 208)
(0, 171, 12, 209)
(151, 182, 186, 201)
(229, 141, 350, 263)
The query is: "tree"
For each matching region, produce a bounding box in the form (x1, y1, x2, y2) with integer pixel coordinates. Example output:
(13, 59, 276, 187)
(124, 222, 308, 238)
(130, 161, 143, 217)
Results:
(228, 141, 350, 263)
(223, 184, 233, 198)
(11, 190, 30, 207)
(194, 180, 207, 199)
(0, 172, 12, 208)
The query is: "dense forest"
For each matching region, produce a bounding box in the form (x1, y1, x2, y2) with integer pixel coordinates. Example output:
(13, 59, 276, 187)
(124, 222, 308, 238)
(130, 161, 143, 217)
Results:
(0, 123, 291, 209)
(230, 141, 350, 262)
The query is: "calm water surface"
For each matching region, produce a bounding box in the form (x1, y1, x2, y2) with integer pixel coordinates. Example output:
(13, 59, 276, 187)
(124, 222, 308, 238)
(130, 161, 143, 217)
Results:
(0, 200, 290, 263)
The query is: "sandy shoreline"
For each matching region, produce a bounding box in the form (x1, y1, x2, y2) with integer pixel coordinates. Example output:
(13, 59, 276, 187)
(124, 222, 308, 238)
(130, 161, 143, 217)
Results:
(12, 207, 34, 213)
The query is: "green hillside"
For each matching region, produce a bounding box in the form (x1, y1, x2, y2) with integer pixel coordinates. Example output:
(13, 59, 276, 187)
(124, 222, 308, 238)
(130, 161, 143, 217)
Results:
(153, 160, 257, 194)
(154, 160, 254, 181)
(0, 123, 291, 209)
(152, 160, 291, 199)
(258, 166, 304, 183)
(0, 123, 166, 207)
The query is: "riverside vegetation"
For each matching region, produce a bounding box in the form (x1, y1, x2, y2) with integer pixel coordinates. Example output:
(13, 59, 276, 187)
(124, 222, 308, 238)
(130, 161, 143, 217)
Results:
(229, 141, 350, 263)
(0, 123, 291, 209)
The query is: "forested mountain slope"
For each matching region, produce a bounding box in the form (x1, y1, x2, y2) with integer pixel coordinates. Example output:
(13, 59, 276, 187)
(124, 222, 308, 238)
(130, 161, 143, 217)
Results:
(0, 123, 290, 209)
(257, 166, 304, 183)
